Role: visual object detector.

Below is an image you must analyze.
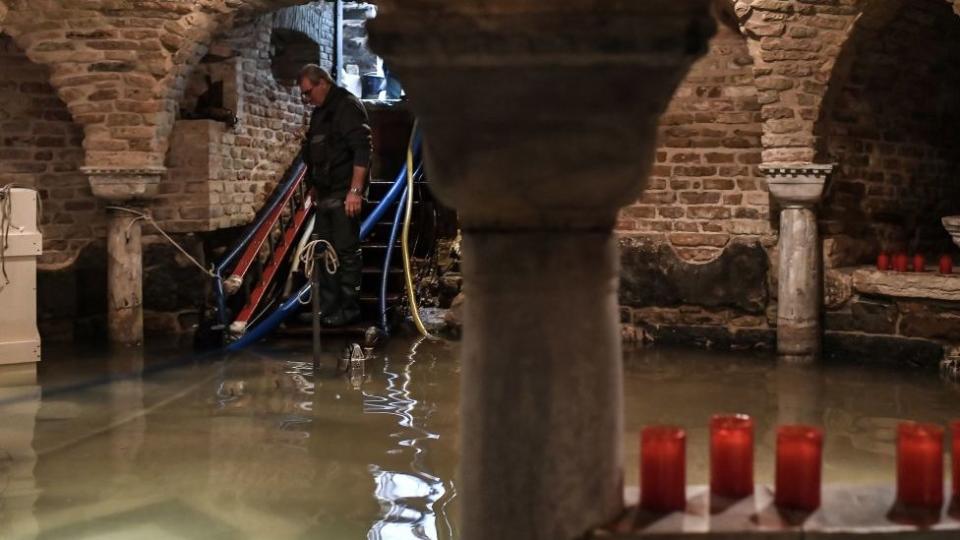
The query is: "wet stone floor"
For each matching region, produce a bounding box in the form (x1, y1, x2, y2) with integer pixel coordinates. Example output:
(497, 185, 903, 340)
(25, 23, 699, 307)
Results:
(0, 337, 958, 539)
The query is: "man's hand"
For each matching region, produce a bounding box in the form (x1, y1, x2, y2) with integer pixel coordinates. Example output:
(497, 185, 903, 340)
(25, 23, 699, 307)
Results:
(345, 192, 363, 217)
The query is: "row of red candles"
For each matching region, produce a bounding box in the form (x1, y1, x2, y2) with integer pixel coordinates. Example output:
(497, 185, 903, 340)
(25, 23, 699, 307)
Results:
(641, 415, 958, 513)
(877, 252, 953, 273)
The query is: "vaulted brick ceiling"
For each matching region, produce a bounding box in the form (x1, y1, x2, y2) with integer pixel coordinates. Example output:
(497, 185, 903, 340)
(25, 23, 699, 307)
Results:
(0, 0, 957, 172)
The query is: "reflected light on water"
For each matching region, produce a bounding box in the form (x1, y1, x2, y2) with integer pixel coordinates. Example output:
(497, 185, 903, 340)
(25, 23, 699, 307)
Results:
(362, 337, 455, 540)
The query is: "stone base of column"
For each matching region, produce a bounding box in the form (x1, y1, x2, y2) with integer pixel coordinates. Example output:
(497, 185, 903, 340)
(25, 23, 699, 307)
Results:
(460, 230, 624, 540)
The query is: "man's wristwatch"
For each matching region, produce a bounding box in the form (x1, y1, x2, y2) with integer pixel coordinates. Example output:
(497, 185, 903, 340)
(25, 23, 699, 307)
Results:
(349, 187, 363, 196)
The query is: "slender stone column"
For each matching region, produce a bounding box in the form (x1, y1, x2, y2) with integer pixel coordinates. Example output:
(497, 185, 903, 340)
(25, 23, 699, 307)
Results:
(84, 167, 163, 346)
(369, 3, 716, 538)
(762, 164, 834, 362)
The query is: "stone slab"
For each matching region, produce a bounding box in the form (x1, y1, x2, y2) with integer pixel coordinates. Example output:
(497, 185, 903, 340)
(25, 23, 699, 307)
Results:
(852, 267, 960, 302)
(595, 485, 960, 538)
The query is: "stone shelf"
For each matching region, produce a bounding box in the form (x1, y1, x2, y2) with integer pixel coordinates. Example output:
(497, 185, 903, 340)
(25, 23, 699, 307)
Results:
(595, 485, 960, 539)
(852, 267, 960, 302)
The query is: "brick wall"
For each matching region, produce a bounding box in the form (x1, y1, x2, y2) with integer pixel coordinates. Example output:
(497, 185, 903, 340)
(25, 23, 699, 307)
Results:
(156, 4, 334, 232)
(619, 24, 768, 262)
(617, 24, 774, 348)
(822, 0, 960, 267)
(0, 33, 102, 268)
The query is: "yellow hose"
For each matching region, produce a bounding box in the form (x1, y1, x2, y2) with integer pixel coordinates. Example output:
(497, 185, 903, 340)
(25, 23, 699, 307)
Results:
(402, 121, 435, 339)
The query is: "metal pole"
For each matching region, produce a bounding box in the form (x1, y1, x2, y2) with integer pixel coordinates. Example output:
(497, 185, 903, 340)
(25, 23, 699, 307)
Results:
(311, 233, 322, 369)
(333, 0, 343, 83)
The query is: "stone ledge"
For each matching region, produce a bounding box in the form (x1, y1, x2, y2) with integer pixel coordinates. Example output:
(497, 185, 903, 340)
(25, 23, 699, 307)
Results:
(852, 267, 960, 302)
(595, 485, 960, 539)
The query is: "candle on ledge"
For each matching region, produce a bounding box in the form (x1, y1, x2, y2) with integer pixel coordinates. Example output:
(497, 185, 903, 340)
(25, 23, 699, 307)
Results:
(775, 425, 823, 512)
(913, 253, 926, 273)
(894, 252, 909, 273)
(877, 251, 891, 271)
(710, 414, 754, 499)
(897, 422, 944, 509)
(952, 420, 960, 501)
(640, 426, 687, 513)
(940, 255, 954, 275)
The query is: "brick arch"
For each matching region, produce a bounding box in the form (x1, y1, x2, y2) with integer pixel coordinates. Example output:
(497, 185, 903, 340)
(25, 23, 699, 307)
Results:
(0, 0, 312, 172)
(272, 4, 326, 46)
(730, 0, 863, 164)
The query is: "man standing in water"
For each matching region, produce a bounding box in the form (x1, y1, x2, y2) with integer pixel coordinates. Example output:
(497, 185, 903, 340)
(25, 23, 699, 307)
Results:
(298, 64, 373, 326)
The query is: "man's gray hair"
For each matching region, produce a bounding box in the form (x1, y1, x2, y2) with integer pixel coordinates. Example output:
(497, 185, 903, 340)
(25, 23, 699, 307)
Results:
(299, 64, 334, 85)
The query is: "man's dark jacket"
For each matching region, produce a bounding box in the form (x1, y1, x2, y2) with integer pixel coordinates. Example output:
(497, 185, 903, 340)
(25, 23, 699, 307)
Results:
(304, 86, 372, 198)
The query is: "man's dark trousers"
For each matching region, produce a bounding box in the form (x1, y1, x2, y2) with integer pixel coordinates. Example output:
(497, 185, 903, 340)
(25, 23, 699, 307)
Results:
(314, 195, 362, 324)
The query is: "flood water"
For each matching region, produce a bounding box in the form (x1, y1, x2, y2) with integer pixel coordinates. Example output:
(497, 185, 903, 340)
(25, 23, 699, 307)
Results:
(0, 337, 958, 539)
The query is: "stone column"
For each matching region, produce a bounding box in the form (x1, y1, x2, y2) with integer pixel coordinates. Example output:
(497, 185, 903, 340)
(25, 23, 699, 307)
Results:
(762, 164, 834, 362)
(369, 3, 716, 539)
(84, 167, 163, 346)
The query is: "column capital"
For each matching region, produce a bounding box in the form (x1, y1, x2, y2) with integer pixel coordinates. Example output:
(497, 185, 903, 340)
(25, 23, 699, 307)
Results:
(82, 166, 165, 204)
(761, 163, 834, 208)
(368, 1, 717, 230)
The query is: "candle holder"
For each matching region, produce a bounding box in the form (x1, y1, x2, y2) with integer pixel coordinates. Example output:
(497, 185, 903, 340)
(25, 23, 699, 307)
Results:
(640, 426, 686, 513)
(896, 422, 944, 510)
(940, 255, 954, 275)
(775, 425, 823, 512)
(913, 253, 926, 273)
(894, 252, 909, 273)
(710, 414, 754, 499)
(877, 251, 890, 271)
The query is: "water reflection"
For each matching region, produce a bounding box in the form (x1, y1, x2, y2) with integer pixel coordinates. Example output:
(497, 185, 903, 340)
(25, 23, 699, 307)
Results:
(1, 340, 958, 538)
(0, 365, 40, 539)
(362, 338, 455, 540)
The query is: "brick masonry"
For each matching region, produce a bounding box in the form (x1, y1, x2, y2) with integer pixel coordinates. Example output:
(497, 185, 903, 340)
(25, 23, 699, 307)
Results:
(0, 34, 102, 268)
(3, 0, 960, 353)
(155, 4, 334, 232)
(618, 0, 960, 361)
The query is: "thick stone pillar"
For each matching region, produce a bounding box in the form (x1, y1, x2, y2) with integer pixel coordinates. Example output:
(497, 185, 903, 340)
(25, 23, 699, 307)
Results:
(762, 164, 834, 362)
(368, 3, 716, 538)
(84, 167, 163, 346)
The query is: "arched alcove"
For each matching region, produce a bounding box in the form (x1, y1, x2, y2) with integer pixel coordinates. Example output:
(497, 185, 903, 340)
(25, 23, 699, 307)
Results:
(271, 28, 321, 85)
(818, 0, 960, 266)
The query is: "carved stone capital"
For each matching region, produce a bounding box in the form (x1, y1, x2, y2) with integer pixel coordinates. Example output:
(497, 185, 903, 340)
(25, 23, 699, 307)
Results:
(83, 167, 165, 203)
(367, 1, 717, 230)
(761, 163, 834, 208)
(942, 216, 960, 249)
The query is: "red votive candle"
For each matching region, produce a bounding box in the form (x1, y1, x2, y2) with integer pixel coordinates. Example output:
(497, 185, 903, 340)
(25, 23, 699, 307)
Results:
(951, 420, 960, 500)
(894, 252, 909, 273)
(877, 252, 891, 271)
(775, 425, 823, 511)
(913, 253, 926, 273)
(641, 426, 687, 512)
(897, 422, 944, 509)
(940, 255, 953, 275)
(710, 414, 754, 499)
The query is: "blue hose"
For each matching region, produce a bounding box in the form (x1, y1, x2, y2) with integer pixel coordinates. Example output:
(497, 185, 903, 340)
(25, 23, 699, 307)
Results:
(379, 179, 409, 333)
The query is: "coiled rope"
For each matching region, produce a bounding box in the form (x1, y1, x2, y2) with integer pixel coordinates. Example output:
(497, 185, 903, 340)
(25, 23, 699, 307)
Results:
(0, 184, 14, 291)
(0, 183, 42, 293)
(298, 238, 339, 305)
